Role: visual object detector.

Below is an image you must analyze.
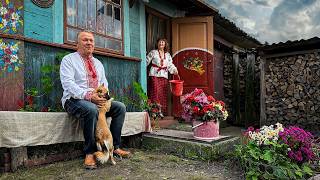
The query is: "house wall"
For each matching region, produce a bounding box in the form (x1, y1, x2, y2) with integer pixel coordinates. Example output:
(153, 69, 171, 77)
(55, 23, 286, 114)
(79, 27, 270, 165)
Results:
(24, 0, 63, 43)
(23, 42, 140, 111)
(262, 52, 320, 134)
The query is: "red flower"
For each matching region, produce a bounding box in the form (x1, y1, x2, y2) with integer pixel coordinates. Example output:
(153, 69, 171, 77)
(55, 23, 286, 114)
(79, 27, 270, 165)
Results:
(152, 108, 158, 113)
(207, 95, 215, 102)
(193, 106, 200, 113)
(41, 107, 49, 112)
(187, 96, 195, 102)
(5, 48, 12, 55)
(4, 56, 10, 63)
(194, 89, 203, 96)
(217, 100, 225, 106)
(17, 99, 24, 108)
(26, 95, 33, 105)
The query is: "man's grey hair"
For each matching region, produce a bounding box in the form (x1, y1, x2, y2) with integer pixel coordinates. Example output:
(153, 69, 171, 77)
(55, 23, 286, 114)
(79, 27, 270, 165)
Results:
(76, 30, 94, 43)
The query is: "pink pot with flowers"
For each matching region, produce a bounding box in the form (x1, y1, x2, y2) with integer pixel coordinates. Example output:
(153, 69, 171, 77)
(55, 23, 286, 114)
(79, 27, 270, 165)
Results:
(181, 88, 228, 140)
(192, 120, 219, 140)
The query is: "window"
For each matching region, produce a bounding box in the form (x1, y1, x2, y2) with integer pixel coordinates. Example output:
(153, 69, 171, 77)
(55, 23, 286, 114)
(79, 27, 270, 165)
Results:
(65, 0, 123, 53)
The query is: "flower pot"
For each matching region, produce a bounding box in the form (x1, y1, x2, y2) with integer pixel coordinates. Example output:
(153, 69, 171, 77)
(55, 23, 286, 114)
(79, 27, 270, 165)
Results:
(192, 121, 219, 140)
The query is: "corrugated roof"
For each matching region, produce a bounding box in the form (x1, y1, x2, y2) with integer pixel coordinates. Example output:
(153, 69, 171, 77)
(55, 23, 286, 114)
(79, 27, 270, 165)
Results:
(214, 13, 261, 49)
(260, 37, 320, 54)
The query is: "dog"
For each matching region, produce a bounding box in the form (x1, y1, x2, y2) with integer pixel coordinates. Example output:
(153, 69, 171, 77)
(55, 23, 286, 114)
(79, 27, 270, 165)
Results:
(93, 84, 116, 165)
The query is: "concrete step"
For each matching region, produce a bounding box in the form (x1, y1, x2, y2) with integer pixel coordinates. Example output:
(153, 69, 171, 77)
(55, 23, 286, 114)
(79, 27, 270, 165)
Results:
(142, 129, 240, 161)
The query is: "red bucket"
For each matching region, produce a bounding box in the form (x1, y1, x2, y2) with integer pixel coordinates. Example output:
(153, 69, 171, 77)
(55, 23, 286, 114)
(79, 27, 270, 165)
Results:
(169, 75, 184, 96)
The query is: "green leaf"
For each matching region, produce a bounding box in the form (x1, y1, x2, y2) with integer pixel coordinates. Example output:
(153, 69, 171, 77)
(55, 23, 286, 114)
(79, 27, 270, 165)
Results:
(302, 164, 313, 175)
(262, 150, 273, 163)
(295, 170, 303, 178)
(41, 65, 53, 73)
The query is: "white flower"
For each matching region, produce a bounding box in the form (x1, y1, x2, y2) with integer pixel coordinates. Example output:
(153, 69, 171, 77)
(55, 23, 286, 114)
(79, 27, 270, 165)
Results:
(0, 7, 7, 15)
(2, 19, 8, 27)
(0, 42, 5, 50)
(10, 55, 18, 63)
(11, 12, 20, 21)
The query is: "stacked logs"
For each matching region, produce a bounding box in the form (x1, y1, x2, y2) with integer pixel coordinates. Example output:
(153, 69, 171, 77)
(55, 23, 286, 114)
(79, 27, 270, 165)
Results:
(265, 53, 320, 134)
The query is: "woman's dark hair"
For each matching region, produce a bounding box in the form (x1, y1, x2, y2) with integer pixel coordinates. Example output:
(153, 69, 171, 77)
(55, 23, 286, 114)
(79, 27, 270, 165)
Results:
(156, 38, 169, 53)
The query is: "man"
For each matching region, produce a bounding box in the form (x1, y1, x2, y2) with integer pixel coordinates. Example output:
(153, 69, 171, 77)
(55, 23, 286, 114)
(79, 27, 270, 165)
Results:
(60, 31, 130, 169)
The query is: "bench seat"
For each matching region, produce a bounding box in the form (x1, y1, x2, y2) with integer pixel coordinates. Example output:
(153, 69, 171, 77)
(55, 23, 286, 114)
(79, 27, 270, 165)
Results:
(0, 111, 151, 148)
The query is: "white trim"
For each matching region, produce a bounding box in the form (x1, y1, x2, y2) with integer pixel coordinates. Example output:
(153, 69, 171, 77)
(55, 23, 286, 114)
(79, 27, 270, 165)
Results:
(172, 47, 214, 58)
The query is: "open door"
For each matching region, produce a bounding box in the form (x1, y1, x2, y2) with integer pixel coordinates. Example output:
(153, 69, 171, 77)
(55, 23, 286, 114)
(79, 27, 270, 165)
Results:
(171, 16, 214, 117)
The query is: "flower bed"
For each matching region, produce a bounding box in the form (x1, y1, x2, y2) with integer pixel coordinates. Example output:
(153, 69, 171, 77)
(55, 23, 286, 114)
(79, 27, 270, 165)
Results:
(235, 123, 318, 179)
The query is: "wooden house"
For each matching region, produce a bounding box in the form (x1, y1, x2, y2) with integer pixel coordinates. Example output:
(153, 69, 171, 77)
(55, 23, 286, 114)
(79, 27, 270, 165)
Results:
(0, 0, 260, 123)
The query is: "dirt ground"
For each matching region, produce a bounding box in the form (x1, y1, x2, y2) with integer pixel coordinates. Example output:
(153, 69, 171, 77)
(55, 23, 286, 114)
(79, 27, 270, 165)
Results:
(0, 149, 243, 180)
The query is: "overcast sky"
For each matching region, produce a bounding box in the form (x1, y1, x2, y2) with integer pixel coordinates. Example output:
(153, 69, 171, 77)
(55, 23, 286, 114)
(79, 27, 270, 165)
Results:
(209, 0, 320, 44)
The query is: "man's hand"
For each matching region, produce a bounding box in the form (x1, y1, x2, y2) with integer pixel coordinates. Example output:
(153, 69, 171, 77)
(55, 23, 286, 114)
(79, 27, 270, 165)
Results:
(91, 93, 107, 108)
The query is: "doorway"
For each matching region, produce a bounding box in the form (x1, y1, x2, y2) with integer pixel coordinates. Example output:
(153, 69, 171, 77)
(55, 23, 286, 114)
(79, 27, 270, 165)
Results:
(145, 7, 173, 116)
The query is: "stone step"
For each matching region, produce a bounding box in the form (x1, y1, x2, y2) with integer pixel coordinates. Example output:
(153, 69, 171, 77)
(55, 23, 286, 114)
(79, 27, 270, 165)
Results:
(142, 129, 240, 161)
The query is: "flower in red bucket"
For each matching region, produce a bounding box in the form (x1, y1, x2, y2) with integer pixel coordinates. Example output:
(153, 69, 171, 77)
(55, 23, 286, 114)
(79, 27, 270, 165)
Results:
(181, 88, 228, 123)
(146, 100, 164, 120)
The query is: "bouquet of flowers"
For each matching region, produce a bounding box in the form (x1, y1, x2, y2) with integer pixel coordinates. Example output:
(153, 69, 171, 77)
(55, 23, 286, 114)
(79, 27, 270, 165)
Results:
(237, 123, 316, 179)
(146, 100, 164, 120)
(181, 88, 228, 122)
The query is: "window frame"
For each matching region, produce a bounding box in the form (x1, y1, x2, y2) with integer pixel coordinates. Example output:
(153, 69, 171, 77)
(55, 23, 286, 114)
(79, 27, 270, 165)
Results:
(63, 0, 124, 55)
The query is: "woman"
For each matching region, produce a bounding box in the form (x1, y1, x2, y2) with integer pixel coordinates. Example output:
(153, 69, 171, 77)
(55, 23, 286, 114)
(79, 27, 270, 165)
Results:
(147, 38, 178, 115)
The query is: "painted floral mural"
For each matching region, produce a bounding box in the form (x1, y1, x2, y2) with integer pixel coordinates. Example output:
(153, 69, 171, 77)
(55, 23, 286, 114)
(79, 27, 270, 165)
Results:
(183, 56, 205, 75)
(0, 39, 22, 73)
(0, 0, 23, 34)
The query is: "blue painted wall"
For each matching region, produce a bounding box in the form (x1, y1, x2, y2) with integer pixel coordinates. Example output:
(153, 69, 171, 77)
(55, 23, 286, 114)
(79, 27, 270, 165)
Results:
(24, 0, 63, 43)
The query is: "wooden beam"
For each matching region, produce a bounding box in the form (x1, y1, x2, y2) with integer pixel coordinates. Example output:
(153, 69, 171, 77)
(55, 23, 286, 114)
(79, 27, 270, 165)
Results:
(260, 54, 266, 127)
(10, 147, 28, 172)
(0, 33, 141, 62)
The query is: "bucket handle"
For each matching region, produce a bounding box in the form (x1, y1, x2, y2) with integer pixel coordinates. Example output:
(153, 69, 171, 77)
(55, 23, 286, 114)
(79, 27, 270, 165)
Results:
(192, 122, 204, 129)
(172, 74, 180, 80)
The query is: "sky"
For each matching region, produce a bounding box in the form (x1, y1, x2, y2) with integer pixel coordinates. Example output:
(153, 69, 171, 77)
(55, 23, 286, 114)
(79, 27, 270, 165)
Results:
(209, 0, 320, 44)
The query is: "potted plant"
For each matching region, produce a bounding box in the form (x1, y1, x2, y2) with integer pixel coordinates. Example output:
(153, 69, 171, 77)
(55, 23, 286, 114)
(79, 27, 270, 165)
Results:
(236, 123, 316, 179)
(146, 100, 164, 130)
(181, 88, 228, 140)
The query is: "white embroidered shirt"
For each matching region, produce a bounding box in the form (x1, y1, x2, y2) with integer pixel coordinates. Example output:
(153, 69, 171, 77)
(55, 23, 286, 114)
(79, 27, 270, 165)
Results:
(146, 50, 177, 79)
(60, 52, 108, 108)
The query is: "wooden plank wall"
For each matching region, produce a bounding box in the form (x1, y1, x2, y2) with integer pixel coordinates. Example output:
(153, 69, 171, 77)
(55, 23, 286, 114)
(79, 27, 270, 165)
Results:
(24, 0, 63, 43)
(129, 1, 141, 58)
(23, 42, 140, 111)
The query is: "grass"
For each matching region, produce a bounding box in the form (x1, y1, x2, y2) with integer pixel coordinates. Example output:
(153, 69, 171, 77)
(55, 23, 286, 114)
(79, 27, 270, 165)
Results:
(0, 149, 243, 180)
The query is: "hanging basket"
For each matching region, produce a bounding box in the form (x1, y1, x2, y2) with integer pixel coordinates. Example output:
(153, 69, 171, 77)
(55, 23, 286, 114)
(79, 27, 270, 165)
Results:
(192, 121, 219, 140)
(169, 75, 184, 96)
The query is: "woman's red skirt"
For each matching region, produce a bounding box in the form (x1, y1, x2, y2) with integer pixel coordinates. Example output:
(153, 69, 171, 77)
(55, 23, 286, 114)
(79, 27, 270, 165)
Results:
(147, 76, 168, 115)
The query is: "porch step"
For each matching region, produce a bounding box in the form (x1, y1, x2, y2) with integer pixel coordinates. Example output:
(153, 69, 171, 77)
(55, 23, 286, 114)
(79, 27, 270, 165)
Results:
(142, 129, 240, 161)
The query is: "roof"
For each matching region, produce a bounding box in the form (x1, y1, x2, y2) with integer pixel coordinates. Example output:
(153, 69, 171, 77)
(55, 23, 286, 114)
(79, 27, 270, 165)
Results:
(214, 13, 261, 49)
(260, 37, 320, 54)
(168, 0, 218, 15)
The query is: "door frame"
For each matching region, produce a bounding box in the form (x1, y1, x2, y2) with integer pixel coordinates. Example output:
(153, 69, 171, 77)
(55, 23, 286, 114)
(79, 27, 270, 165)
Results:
(145, 7, 173, 116)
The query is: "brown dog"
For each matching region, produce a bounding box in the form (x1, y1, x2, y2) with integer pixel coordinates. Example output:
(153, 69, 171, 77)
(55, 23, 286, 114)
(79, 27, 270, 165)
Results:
(93, 84, 116, 165)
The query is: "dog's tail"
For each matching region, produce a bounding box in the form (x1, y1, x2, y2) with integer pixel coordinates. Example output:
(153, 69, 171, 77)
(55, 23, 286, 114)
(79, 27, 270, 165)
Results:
(94, 151, 110, 164)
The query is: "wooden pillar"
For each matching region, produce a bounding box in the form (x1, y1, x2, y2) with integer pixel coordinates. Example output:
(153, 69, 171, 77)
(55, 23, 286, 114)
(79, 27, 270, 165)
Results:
(245, 50, 256, 127)
(260, 53, 266, 127)
(232, 51, 241, 125)
(10, 147, 28, 172)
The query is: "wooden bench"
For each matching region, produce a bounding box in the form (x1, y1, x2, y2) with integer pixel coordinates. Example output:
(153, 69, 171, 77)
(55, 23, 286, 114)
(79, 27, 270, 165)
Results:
(0, 111, 151, 171)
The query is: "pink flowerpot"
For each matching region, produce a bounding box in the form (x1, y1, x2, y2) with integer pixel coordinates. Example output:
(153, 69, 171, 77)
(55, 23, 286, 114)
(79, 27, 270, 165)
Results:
(192, 121, 219, 140)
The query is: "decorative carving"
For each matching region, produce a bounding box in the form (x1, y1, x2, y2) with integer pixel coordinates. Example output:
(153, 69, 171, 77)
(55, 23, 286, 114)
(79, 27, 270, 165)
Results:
(31, 0, 55, 8)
